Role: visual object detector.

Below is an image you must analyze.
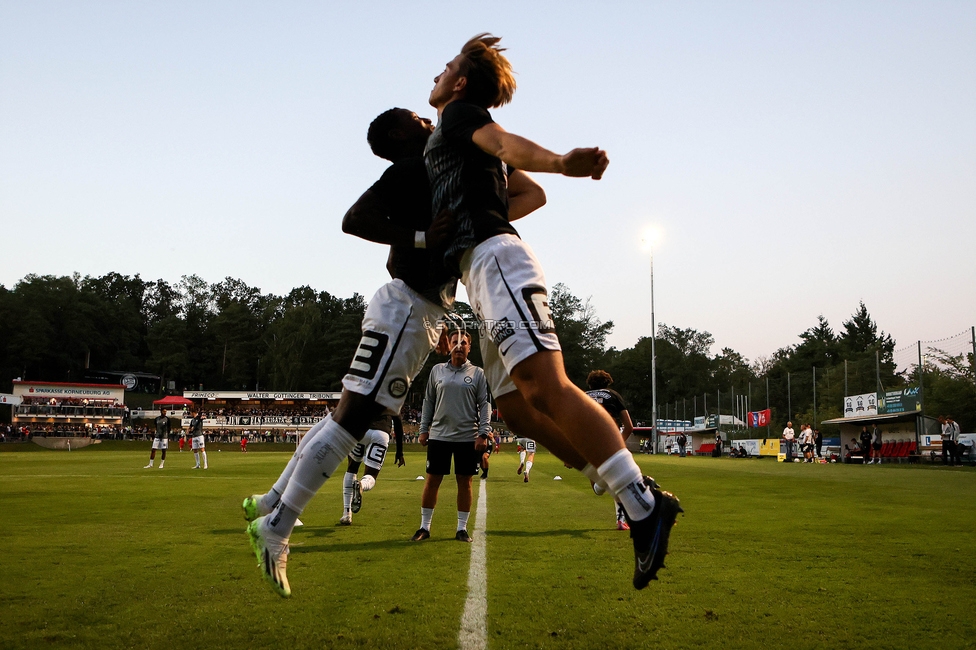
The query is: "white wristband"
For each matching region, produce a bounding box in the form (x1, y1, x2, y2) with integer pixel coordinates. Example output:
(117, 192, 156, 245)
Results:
(414, 231, 426, 249)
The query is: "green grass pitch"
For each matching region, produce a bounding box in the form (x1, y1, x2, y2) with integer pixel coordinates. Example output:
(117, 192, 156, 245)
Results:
(2, 443, 974, 649)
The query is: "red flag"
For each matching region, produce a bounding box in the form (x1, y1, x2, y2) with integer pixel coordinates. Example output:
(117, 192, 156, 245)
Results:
(749, 409, 771, 428)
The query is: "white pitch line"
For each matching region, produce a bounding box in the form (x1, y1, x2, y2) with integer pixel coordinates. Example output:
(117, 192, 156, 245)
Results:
(458, 478, 488, 650)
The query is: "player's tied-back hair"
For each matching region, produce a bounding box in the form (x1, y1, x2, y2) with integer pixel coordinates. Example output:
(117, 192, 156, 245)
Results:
(459, 33, 516, 108)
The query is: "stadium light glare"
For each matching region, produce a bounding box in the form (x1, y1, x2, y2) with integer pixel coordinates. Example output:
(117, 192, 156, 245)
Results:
(639, 226, 662, 252)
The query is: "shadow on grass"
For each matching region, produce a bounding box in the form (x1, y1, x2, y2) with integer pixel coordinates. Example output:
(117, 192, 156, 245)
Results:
(290, 538, 445, 554)
(488, 528, 599, 539)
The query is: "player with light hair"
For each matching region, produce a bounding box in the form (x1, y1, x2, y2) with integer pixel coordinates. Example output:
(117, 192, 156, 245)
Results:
(425, 33, 681, 589)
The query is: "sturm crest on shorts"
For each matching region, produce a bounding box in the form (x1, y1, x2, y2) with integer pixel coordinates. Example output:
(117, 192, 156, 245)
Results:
(388, 378, 408, 398)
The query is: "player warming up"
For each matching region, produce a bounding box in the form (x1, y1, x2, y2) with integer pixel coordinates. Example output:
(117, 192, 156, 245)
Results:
(187, 408, 208, 469)
(340, 415, 404, 525)
(144, 408, 170, 469)
(425, 34, 682, 589)
(585, 370, 635, 530)
(238, 106, 547, 597)
(516, 438, 536, 483)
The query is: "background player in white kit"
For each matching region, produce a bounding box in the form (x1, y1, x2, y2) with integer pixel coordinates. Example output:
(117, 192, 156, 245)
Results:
(339, 415, 404, 525)
(585, 370, 635, 530)
(145, 408, 170, 469)
(186, 407, 208, 470)
(516, 438, 536, 483)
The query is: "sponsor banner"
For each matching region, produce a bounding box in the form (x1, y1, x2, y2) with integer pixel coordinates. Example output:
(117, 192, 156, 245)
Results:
(758, 439, 781, 456)
(183, 391, 341, 401)
(179, 415, 327, 428)
(878, 386, 920, 415)
(656, 419, 692, 433)
(14, 383, 125, 400)
(747, 409, 771, 428)
(0, 393, 22, 406)
(843, 392, 878, 418)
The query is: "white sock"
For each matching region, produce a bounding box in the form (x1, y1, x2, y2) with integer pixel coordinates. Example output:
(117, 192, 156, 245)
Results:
(519, 451, 526, 465)
(194, 451, 200, 466)
(615, 500, 627, 522)
(258, 488, 282, 516)
(278, 419, 359, 531)
(268, 415, 332, 501)
(265, 501, 300, 539)
(159, 460, 164, 468)
(582, 463, 608, 494)
(201, 451, 207, 468)
(342, 471, 356, 512)
(146, 459, 153, 467)
(457, 511, 470, 532)
(421, 507, 434, 530)
(525, 460, 533, 476)
(598, 448, 655, 522)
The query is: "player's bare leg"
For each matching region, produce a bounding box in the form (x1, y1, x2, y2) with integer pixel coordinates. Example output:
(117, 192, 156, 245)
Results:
(511, 350, 682, 588)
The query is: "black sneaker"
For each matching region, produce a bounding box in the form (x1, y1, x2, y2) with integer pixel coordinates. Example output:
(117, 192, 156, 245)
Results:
(350, 479, 363, 514)
(455, 529, 472, 543)
(410, 528, 430, 542)
(481, 470, 488, 479)
(628, 485, 683, 590)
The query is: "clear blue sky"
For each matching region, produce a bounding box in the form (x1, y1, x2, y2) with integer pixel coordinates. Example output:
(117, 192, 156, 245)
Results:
(2, 2, 973, 362)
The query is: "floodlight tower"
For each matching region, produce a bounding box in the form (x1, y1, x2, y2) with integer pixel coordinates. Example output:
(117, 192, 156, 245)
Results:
(641, 228, 661, 453)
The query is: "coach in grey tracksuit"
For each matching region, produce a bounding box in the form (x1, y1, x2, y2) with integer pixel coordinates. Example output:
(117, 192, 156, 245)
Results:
(414, 330, 490, 542)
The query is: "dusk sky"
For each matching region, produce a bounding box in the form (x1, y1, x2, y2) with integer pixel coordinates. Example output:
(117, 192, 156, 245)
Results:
(2, 2, 973, 364)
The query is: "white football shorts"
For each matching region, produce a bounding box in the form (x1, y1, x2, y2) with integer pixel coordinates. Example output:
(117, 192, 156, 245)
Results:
(349, 428, 391, 471)
(342, 279, 446, 413)
(519, 438, 537, 453)
(460, 234, 560, 398)
(191, 435, 205, 450)
(152, 438, 169, 450)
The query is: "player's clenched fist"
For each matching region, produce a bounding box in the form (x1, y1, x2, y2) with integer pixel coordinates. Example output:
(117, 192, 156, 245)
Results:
(560, 147, 609, 180)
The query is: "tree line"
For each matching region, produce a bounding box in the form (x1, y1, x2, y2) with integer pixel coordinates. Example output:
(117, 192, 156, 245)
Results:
(1, 272, 972, 432)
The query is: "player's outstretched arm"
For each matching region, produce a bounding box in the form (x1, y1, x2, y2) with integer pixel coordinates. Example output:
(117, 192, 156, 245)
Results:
(507, 170, 546, 221)
(342, 189, 414, 246)
(471, 122, 609, 180)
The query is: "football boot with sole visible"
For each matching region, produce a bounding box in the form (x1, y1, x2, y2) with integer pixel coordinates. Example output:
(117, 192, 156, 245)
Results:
(350, 479, 363, 514)
(517, 463, 524, 475)
(628, 483, 682, 590)
(410, 528, 430, 542)
(616, 520, 630, 531)
(246, 517, 291, 598)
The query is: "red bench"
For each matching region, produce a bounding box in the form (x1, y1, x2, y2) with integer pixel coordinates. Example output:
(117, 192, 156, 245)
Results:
(695, 443, 716, 456)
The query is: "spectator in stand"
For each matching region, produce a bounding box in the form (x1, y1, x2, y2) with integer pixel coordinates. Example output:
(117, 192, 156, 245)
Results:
(782, 422, 795, 462)
(859, 426, 873, 465)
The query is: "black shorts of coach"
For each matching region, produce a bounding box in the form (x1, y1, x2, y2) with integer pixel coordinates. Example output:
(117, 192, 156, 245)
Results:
(426, 439, 480, 476)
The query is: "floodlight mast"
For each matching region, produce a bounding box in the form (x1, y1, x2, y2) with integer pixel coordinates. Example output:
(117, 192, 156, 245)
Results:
(642, 228, 659, 455)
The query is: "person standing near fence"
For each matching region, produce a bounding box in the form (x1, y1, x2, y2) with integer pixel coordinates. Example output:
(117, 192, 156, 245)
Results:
(782, 422, 795, 462)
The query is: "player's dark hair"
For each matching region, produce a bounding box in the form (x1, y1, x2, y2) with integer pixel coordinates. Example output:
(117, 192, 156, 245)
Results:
(586, 370, 613, 389)
(367, 108, 405, 161)
(458, 33, 516, 108)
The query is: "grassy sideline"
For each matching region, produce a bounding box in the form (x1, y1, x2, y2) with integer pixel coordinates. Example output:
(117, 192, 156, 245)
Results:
(1, 443, 974, 649)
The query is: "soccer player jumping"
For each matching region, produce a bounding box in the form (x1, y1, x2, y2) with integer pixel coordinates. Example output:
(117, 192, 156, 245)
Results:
(424, 34, 682, 589)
